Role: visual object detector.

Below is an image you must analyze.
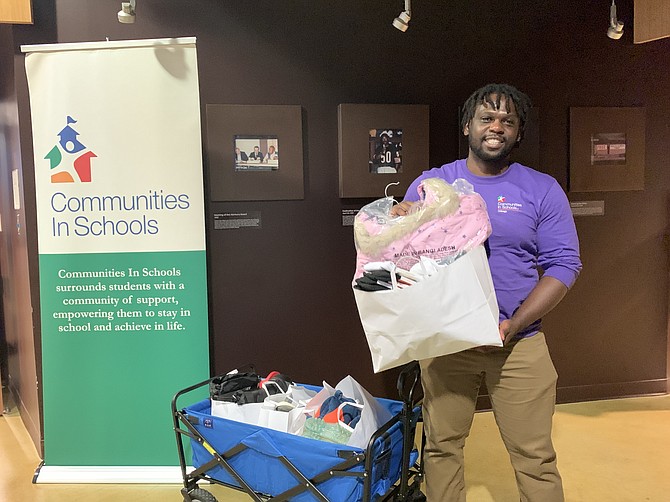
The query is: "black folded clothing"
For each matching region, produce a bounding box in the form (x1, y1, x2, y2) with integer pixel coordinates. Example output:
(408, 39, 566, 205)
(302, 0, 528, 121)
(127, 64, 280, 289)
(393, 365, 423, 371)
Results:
(354, 280, 389, 291)
(210, 372, 261, 402)
(363, 270, 394, 282)
(354, 269, 400, 291)
(210, 370, 293, 404)
(237, 371, 293, 404)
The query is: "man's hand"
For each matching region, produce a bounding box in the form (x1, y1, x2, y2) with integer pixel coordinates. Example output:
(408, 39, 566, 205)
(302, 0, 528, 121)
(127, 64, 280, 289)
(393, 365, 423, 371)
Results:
(390, 201, 414, 217)
(499, 319, 520, 345)
(498, 276, 569, 345)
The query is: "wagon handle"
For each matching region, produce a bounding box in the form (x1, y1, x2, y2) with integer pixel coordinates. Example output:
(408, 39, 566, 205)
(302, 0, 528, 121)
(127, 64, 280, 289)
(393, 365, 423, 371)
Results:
(397, 361, 422, 407)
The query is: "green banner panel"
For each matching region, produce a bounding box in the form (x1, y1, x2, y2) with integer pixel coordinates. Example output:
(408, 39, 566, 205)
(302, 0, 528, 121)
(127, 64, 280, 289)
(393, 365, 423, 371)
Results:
(40, 251, 208, 465)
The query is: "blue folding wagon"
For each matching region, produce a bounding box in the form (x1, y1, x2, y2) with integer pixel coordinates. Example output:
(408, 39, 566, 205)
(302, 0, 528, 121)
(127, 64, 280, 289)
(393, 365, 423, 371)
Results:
(171, 363, 425, 502)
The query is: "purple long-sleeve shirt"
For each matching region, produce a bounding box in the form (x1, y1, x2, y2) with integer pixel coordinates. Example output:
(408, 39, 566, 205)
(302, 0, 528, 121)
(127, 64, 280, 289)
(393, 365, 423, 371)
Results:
(404, 159, 582, 338)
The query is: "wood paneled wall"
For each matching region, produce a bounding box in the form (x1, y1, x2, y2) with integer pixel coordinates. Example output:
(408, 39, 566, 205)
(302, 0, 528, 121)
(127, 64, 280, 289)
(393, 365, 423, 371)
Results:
(0, 0, 32, 24)
(634, 0, 670, 43)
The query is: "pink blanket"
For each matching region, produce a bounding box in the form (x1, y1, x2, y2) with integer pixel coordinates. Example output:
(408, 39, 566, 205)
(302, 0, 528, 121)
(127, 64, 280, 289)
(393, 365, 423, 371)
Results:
(353, 179, 491, 280)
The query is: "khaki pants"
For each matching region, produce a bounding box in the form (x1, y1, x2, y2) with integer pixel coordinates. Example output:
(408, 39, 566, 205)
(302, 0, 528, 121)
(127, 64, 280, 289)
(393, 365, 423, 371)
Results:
(419, 333, 564, 502)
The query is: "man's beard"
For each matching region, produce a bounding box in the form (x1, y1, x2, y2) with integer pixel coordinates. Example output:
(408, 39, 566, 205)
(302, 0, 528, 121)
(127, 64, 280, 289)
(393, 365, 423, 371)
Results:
(469, 136, 516, 162)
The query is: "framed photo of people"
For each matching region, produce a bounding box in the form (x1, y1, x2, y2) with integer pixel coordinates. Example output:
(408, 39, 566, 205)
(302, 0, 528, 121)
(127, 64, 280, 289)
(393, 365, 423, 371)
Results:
(338, 104, 429, 198)
(569, 107, 646, 192)
(207, 104, 304, 201)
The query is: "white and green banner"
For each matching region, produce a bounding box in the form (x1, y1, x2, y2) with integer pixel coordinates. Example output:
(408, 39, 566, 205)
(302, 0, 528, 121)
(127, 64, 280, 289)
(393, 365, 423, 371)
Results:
(23, 38, 209, 481)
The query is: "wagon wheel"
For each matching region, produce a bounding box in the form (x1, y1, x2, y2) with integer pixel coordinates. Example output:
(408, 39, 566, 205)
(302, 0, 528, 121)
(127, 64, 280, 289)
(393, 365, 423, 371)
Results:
(185, 487, 218, 502)
(406, 489, 426, 502)
(393, 487, 426, 502)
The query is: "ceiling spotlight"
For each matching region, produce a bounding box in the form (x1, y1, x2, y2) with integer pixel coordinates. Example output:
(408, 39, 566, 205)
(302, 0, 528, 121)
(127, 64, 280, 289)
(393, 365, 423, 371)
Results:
(607, 0, 624, 40)
(393, 0, 412, 32)
(118, 0, 136, 24)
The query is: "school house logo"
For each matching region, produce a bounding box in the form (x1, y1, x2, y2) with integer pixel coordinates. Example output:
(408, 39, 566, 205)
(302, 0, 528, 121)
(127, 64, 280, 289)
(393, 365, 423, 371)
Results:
(44, 116, 97, 183)
(497, 194, 522, 213)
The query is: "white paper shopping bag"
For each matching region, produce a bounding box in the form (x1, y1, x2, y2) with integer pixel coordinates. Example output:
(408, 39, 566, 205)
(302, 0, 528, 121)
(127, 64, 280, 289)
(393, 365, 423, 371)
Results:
(353, 245, 502, 373)
(210, 400, 263, 423)
(257, 405, 307, 434)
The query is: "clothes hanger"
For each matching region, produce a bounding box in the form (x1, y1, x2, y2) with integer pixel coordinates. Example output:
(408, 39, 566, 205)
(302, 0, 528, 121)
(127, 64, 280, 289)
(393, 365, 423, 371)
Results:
(384, 182, 400, 203)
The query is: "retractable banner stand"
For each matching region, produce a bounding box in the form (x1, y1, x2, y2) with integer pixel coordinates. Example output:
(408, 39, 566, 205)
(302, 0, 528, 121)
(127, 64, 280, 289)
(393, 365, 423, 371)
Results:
(22, 38, 209, 482)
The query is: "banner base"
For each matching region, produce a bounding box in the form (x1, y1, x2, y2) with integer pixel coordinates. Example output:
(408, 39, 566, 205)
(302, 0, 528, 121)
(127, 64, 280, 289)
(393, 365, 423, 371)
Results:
(33, 463, 192, 484)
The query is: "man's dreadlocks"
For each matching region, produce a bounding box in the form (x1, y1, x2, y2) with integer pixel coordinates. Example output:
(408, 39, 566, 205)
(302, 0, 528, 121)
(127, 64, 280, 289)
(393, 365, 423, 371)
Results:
(460, 84, 532, 141)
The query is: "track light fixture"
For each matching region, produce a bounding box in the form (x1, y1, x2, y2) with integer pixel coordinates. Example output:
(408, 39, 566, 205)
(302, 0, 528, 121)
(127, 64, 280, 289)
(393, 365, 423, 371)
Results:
(118, 0, 137, 24)
(607, 0, 624, 40)
(393, 0, 412, 32)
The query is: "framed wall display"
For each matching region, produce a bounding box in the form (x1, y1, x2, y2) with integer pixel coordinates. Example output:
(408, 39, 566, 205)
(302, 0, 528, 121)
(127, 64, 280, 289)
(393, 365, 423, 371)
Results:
(338, 104, 429, 198)
(569, 107, 646, 192)
(458, 107, 540, 170)
(207, 104, 304, 201)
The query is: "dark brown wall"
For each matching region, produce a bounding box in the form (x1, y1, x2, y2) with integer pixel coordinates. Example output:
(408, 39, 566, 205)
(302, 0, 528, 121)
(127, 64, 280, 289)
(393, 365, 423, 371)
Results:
(3, 0, 669, 436)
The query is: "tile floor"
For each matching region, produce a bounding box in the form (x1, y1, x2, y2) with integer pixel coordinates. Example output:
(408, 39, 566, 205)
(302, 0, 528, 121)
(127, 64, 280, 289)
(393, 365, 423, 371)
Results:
(1, 391, 669, 501)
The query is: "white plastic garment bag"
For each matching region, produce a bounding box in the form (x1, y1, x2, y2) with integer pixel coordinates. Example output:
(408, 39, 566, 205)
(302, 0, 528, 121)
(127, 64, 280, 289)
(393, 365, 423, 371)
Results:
(303, 376, 393, 449)
(335, 375, 392, 449)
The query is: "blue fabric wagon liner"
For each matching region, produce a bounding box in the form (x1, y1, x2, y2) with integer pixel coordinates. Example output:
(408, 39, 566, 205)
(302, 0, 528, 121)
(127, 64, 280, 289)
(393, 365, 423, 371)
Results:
(172, 365, 424, 502)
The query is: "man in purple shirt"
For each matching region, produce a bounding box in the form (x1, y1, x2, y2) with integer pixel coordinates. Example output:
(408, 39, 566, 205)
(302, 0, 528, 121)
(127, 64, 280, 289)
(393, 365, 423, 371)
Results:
(393, 84, 581, 501)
